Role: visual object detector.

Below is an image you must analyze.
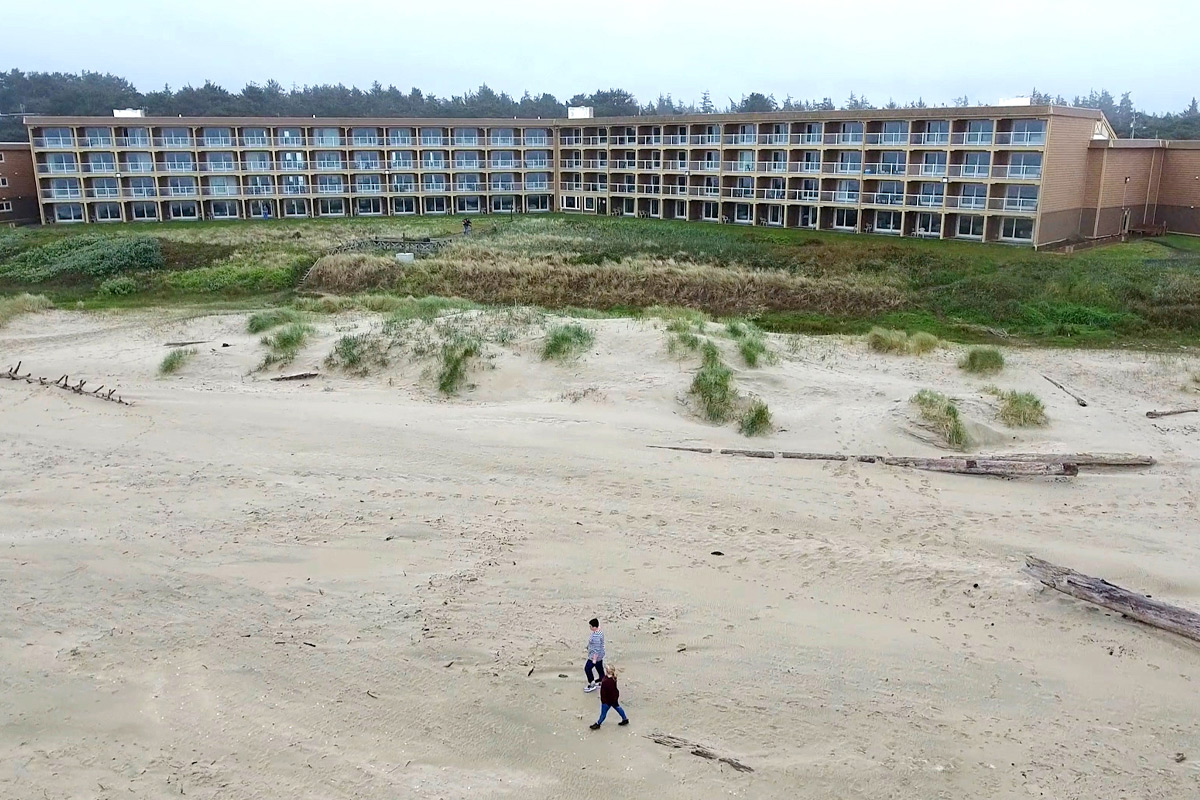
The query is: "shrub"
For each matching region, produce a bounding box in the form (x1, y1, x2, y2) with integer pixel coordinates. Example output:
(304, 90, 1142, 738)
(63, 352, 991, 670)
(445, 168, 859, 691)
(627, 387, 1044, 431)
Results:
(437, 335, 482, 395)
(867, 327, 908, 353)
(0, 293, 52, 327)
(541, 323, 595, 361)
(0, 236, 164, 283)
(325, 332, 389, 375)
(737, 335, 769, 367)
(97, 275, 139, 297)
(959, 346, 1006, 374)
(667, 330, 702, 356)
(906, 331, 939, 355)
(159, 347, 196, 375)
(260, 322, 314, 368)
(995, 390, 1048, 427)
(739, 399, 773, 436)
(247, 308, 303, 334)
(691, 344, 737, 422)
(911, 389, 970, 450)
(161, 263, 294, 294)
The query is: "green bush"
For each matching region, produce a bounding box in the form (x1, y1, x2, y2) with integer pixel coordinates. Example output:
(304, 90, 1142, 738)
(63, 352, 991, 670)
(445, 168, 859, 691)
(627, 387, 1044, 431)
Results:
(867, 327, 908, 353)
(97, 275, 139, 297)
(995, 390, 1048, 427)
(959, 346, 1005, 374)
(437, 335, 482, 395)
(159, 347, 196, 375)
(162, 263, 294, 294)
(247, 308, 303, 333)
(541, 323, 595, 361)
(906, 331, 939, 355)
(911, 389, 970, 450)
(325, 332, 390, 375)
(260, 322, 314, 368)
(691, 343, 737, 422)
(0, 236, 164, 283)
(738, 399, 772, 436)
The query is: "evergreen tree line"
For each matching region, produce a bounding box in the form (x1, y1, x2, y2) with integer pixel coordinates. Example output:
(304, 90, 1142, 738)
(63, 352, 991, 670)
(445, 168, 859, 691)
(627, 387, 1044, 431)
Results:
(3, 69, 1199, 142)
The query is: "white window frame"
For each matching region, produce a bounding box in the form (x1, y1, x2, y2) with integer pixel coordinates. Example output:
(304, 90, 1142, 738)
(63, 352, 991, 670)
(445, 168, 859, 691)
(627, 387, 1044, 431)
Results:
(0, 200, 11, 213)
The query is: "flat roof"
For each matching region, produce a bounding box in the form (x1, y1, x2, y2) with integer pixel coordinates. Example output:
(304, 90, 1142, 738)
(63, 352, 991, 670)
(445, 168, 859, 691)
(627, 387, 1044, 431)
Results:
(23, 104, 1102, 128)
(1089, 138, 1200, 150)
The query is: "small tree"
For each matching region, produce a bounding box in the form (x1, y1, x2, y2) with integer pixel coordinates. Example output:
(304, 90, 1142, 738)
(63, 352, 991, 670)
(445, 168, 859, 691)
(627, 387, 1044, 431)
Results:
(700, 90, 714, 114)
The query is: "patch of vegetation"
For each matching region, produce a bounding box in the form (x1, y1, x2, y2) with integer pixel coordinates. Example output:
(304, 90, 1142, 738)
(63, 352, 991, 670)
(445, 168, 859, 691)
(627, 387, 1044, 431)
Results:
(97, 275, 139, 297)
(260, 322, 314, 368)
(541, 323, 595, 361)
(667, 329, 702, 357)
(0, 293, 52, 327)
(247, 308, 304, 334)
(324, 332, 390, 375)
(158, 347, 196, 375)
(867, 327, 909, 353)
(724, 318, 773, 367)
(906, 331, 939, 355)
(160, 261, 297, 295)
(647, 305, 710, 327)
(0, 236, 164, 284)
(437, 334, 483, 395)
(911, 389, 970, 450)
(989, 388, 1049, 427)
(959, 346, 1006, 374)
(738, 399, 773, 436)
(690, 342, 738, 423)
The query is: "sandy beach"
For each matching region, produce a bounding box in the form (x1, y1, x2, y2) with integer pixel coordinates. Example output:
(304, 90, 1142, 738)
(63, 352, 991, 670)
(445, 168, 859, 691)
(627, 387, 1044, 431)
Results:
(2, 308, 1199, 799)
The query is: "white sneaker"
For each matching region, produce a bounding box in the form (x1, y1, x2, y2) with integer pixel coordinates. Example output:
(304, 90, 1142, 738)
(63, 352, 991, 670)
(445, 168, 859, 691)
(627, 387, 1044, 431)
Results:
(584, 682, 598, 693)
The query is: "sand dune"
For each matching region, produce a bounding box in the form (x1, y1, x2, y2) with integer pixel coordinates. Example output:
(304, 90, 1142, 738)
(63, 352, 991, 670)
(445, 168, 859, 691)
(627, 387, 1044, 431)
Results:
(2, 309, 1199, 799)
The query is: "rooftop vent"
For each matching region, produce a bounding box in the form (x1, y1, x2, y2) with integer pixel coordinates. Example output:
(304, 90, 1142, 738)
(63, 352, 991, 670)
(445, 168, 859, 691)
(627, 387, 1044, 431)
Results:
(567, 106, 594, 119)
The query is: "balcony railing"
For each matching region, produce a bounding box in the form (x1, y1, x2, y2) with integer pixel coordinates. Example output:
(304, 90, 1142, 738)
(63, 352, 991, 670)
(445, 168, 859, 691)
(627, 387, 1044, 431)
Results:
(994, 131, 1046, 146)
(278, 162, 308, 171)
(34, 138, 76, 149)
(200, 161, 238, 172)
(791, 133, 823, 145)
(157, 162, 198, 172)
(559, 136, 582, 146)
(822, 162, 864, 175)
(489, 182, 520, 191)
(203, 186, 241, 197)
(724, 134, 758, 145)
(662, 185, 688, 196)
(81, 137, 114, 148)
(944, 196, 988, 210)
(662, 135, 688, 145)
(452, 183, 482, 192)
(421, 183, 448, 193)
(760, 161, 789, 173)
(789, 189, 820, 202)
(910, 132, 951, 146)
(951, 132, 994, 146)
(611, 136, 635, 146)
(316, 162, 346, 171)
(581, 136, 608, 146)
(115, 137, 152, 148)
(41, 188, 82, 199)
(689, 134, 721, 145)
(824, 133, 864, 145)
(452, 138, 480, 147)
(723, 161, 757, 173)
(420, 137, 449, 147)
(389, 160, 415, 170)
(353, 184, 383, 194)
(560, 159, 582, 169)
(391, 184, 416, 193)
(820, 190, 860, 204)
(351, 137, 381, 146)
(865, 133, 910, 146)
(83, 162, 118, 173)
(635, 160, 663, 169)
(636, 135, 663, 145)
(421, 162, 447, 170)
(154, 138, 195, 148)
(240, 137, 271, 147)
(316, 184, 346, 194)
(524, 160, 549, 169)
(454, 161, 482, 169)
(612, 159, 636, 169)
(38, 162, 80, 174)
(489, 160, 519, 169)
(909, 163, 948, 177)
(757, 133, 789, 145)
(581, 159, 607, 169)
(992, 165, 1043, 179)
(387, 136, 415, 146)
(662, 160, 689, 171)
(688, 161, 721, 172)
(860, 192, 907, 206)
(313, 138, 343, 147)
(244, 186, 275, 196)
(687, 186, 721, 197)
(352, 161, 382, 170)
(906, 193, 946, 208)
(724, 186, 755, 198)
(636, 185, 662, 195)
(991, 196, 1039, 213)
(85, 187, 121, 198)
(790, 162, 822, 174)
(948, 164, 991, 178)
(489, 138, 518, 147)
(863, 162, 908, 176)
(166, 187, 200, 197)
(123, 188, 158, 198)
(123, 161, 155, 173)
(611, 183, 636, 194)
(200, 137, 233, 148)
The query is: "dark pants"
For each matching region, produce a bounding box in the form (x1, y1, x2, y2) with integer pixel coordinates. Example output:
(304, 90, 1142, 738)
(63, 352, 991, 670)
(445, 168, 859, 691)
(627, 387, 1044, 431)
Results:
(585, 659, 604, 684)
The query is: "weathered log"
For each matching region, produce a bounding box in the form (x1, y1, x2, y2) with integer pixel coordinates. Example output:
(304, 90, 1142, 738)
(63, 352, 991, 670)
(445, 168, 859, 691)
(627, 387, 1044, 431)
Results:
(648, 445, 714, 454)
(719, 448, 775, 459)
(1025, 556, 1200, 644)
(883, 457, 1078, 477)
(646, 733, 753, 773)
(947, 452, 1155, 468)
(1146, 408, 1198, 419)
(270, 372, 320, 382)
(163, 340, 210, 347)
(781, 452, 848, 461)
(1042, 374, 1088, 407)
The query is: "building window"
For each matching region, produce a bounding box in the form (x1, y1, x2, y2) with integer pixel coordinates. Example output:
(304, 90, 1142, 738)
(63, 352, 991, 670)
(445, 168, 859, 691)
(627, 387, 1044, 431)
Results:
(491, 195, 515, 213)
(0, 152, 5, 163)
(701, 201, 719, 221)
(355, 197, 383, 215)
(957, 215, 984, 238)
(799, 206, 817, 227)
(283, 199, 308, 217)
(318, 198, 345, 216)
(0, 177, 7, 187)
(168, 201, 199, 220)
(833, 208, 858, 230)
(875, 210, 901, 233)
(733, 203, 752, 223)
(210, 200, 239, 219)
(1004, 185, 1039, 212)
(456, 195, 481, 213)
(0, 201, 11, 213)
(958, 183, 987, 209)
(528, 195, 550, 212)
(914, 212, 942, 237)
(392, 197, 416, 214)
(1001, 217, 1034, 241)
(130, 202, 157, 220)
(424, 196, 447, 214)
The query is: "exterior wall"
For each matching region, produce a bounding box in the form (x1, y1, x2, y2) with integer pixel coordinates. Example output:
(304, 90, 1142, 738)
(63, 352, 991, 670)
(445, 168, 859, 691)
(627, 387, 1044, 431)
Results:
(0, 142, 39, 226)
(25, 106, 1107, 246)
(1036, 115, 1099, 246)
(1157, 147, 1200, 235)
(1092, 148, 1159, 237)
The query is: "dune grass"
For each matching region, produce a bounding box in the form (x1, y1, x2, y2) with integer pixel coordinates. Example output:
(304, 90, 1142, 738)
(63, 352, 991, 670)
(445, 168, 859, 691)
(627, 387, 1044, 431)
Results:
(0, 293, 52, 327)
(260, 321, 314, 368)
(738, 399, 773, 436)
(247, 307, 304, 333)
(541, 323, 595, 361)
(906, 331, 939, 355)
(724, 318, 773, 367)
(867, 327, 909, 353)
(325, 332, 390, 375)
(158, 347, 196, 375)
(959, 346, 1006, 374)
(993, 389, 1048, 427)
(690, 342, 737, 423)
(437, 334, 482, 395)
(911, 389, 970, 450)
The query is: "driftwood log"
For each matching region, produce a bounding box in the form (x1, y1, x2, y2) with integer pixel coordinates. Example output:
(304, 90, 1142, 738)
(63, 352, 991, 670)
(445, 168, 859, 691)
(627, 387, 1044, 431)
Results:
(4, 362, 132, 406)
(163, 340, 210, 347)
(719, 448, 775, 459)
(270, 372, 320, 382)
(781, 452, 848, 461)
(1026, 556, 1200, 644)
(884, 457, 1078, 476)
(1145, 408, 1198, 419)
(1042, 374, 1088, 407)
(646, 733, 753, 773)
(647, 445, 714, 454)
(951, 453, 1155, 468)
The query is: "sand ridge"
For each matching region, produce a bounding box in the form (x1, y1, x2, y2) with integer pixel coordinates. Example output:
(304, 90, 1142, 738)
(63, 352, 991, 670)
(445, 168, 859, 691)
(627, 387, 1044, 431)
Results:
(2, 308, 1199, 799)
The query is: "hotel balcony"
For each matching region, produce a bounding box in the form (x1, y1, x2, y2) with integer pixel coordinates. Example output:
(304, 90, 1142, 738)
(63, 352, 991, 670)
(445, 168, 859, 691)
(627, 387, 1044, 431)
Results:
(33, 138, 76, 149)
(723, 133, 758, 145)
(819, 190, 860, 205)
(994, 132, 1046, 147)
(37, 163, 81, 174)
(756, 133, 790, 146)
(944, 196, 988, 210)
(991, 165, 1043, 180)
(822, 162, 864, 175)
(790, 133, 823, 145)
(153, 138, 195, 148)
(860, 192, 907, 207)
(909, 133, 951, 146)
(988, 197, 1039, 213)
(950, 132, 994, 146)
(863, 163, 908, 176)
(947, 165, 992, 178)
(723, 161, 757, 173)
(156, 162, 201, 172)
(907, 163, 948, 177)
(688, 161, 721, 172)
(864, 133, 910, 146)
(823, 133, 864, 146)
(689, 134, 722, 145)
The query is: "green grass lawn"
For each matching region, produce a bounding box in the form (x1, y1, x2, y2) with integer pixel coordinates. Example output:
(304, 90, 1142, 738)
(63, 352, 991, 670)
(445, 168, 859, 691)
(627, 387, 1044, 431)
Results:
(2, 214, 1199, 347)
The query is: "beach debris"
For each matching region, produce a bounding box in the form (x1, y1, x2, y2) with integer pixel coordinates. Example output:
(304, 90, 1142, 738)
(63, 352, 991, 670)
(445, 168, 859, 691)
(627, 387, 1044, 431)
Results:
(646, 733, 753, 773)
(163, 340, 209, 347)
(1041, 374, 1088, 407)
(270, 372, 320, 382)
(1145, 407, 1198, 419)
(781, 452, 848, 461)
(527, 666, 535, 677)
(718, 448, 775, 459)
(883, 457, 1079, 477)
(710, 551, 724, 556)
(1175, 753, 1187, 763)
(558, 673, 568, 678)
(647, 445, 714, 454)
(4, 362, 132, 406)
(958, 453, 1155, 467)
(366, 690, 379, 699)
(1025, 556, 1200, 644)
(676, 643, 687, 652)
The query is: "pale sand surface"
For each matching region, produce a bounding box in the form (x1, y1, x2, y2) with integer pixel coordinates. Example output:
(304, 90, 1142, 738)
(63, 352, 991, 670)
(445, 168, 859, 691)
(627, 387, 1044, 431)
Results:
(2, 309, 1199, 799)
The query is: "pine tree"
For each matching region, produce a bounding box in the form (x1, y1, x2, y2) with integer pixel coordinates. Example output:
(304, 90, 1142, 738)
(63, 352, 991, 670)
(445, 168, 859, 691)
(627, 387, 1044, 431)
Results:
(700, 90, 714, 114)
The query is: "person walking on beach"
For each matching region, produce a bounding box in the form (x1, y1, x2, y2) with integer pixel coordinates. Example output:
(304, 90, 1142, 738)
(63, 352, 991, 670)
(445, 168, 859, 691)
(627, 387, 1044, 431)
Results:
(589, 664, 629, 729)
(584, 618, 605, 693)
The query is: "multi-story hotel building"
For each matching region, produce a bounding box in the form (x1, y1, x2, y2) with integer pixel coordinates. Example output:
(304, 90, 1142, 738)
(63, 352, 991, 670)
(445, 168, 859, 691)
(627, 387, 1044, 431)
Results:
(23, 106, 1200, 247)
(0, 141, 38, 227)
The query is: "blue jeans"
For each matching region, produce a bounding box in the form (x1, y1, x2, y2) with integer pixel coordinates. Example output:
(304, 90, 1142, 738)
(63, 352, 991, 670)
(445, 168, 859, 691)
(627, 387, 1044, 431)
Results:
(597, 703, 627, 725)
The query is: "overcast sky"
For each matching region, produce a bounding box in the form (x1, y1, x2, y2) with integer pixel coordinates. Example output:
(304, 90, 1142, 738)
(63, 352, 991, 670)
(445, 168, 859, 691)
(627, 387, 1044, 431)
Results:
(5, 0, 1198, 112)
